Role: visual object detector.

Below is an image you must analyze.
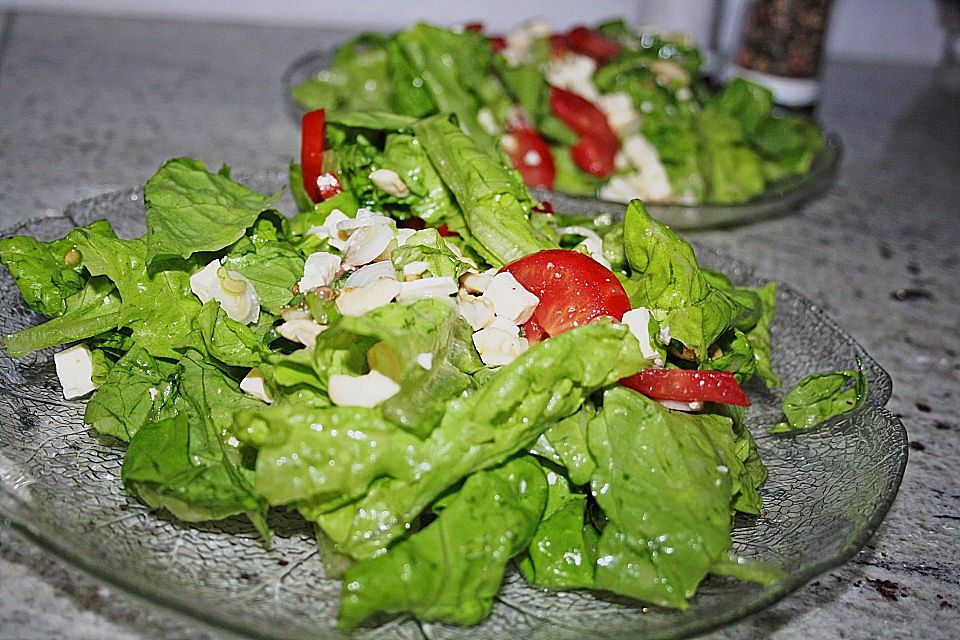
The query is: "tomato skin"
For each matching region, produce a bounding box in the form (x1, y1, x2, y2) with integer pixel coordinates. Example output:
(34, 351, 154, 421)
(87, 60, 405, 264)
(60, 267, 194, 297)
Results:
(549, 33, 573, 58)
(549, 87, 618, 148)
(571, 136, 617, 177)
(301, 108, 327, 203)
(502, 249, 631, 343)
(502, 127, 556, 189)
(436, 223, 459, 238)
(489, 35, 507, 52)
(565, 26, 621, 62)
(621, 368, 752, 407)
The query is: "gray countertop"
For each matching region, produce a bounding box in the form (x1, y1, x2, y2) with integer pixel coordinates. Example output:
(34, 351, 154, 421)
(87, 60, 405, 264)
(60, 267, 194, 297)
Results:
(0, 10, 957, 640)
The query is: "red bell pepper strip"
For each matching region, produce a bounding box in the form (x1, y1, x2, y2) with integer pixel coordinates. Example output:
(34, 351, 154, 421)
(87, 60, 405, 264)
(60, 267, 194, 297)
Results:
(301, 108, 328, 203)
(620, 368, 752, 407)
(565, 26, 621, 63)
(501, 127, 556, 189)
(549, 86, 619, 148)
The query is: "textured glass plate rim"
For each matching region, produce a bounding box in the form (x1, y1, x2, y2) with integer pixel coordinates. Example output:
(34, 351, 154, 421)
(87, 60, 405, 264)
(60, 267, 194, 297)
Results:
(0, 183, 906, 640)
(281, 47, 843, 231)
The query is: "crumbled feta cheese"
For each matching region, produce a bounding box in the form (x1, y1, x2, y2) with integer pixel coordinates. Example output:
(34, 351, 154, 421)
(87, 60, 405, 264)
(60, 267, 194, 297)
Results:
(459, 269, 494, 294)
(597, 92, 639, 138)
(239, 368, 273, 404)
(336, 278, 401, 317)
(621, 307, 664, 365)
(328, 370, 400, 407)
(277, 318, 326, 347)
(544, 53, 600, 101)
(488, 314, 521, 336)
(54, 344, 98, 399)
(401, 260, 430, 278)
(416, 352, 434, 370)
(396, 228, 416, 246)
(659, 325, 671, 345)
(308, 209, 350, 249)
(342, 223, 395, 267)
(397, 276, 458, 303)
(500, 133, 519, 155)
(477, 107, 500, 136)
(343, 261, 397, 288)
(298, 251, 341, 291)
(472, 325, 529, 366)
(502, 19, 551, 66)
(189, 259, 260, 325)
(369, 168, 410, 198)
(457, 293, 495, 330)
(481, 272, 539, 324)
(559, 226, 611, 269)
(657, 399, 704, 412)
(598, 134, 673, 203)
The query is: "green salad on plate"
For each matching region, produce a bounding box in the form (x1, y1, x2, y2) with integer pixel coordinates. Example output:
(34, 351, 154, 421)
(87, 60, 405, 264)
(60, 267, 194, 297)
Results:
(0, 109, 863, 630)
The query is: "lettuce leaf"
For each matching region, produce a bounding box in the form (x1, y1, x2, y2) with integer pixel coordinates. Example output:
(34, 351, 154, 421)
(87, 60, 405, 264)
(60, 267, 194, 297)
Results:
(772, 360, 867, 432)
(144, 158, 280, 264)
(337, 455, 547, 629)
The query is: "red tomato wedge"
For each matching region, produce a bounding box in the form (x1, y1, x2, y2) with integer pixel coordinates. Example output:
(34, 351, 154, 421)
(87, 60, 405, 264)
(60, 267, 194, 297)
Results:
(489, 35, 507, 52)
(621, 368, 752, 407)
(571, 135, 617, 177)
(549, 33, 574, 58)
(565, 26, 622, 62)
(502, 249, 631, 343)
(548, 87, 619, 148)
(501, 127, 556, 189)
(301, 108, 327, 203)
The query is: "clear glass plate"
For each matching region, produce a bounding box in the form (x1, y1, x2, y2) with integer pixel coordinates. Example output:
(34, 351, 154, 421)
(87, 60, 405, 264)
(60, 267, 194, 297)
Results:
(282, 48, 843, 231)
(0, 172, 905, 640)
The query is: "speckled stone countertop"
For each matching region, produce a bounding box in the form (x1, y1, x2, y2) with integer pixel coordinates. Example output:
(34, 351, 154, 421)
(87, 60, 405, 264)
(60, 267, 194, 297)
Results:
(0, 11, 957, 640)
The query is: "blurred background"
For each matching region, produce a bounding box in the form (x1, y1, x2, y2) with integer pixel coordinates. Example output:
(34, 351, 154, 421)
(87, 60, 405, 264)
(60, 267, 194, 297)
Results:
(0, 0, 954, 65)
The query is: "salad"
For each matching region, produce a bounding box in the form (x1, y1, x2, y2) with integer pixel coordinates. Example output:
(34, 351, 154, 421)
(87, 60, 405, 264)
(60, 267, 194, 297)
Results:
(290, 19, 825, 206)
(0, 109, 862, 630)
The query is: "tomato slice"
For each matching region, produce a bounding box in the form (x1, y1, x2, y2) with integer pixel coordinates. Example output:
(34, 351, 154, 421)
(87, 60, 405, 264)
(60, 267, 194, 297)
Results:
(549, 87, 618, 148)
(549, 33, 574, 58)
(621, 368, 752, 407)
(489, 35, 507, 52)
(501, 127, 556, 189)
(571, 135, 617, 177)
(502, 249, 631, 343)
(301, 108, 327, 203)
(565, 26, 621, 62)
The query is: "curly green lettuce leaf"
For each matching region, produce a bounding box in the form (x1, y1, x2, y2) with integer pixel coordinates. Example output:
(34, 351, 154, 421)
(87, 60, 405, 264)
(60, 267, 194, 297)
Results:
(0, 219, 115, 318)
(413, 115, 552, 266)
(3, 275, 121, 358)
(337, 455, 547, 629)
(390, 228, 471, 279)
(308, 321, 645, 559)
(85, 344, 180, 442)
(518, 465, 598, 590)
(144, 158, 280, 264)
(588, 387, 772, 609)
(772, 359, 867, 433)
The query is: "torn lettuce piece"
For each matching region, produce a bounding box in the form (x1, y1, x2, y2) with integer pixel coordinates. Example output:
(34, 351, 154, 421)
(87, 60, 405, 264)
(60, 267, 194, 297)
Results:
(0, 219, 115, 318)
(179, 301, 266, 369)
(518, 465, 598, 590)
(3, 276, 122, 358)
(588, 387, 771, 609)
(310, 321, 644, 559)
(144, 158, 280, 264)
(85, 345, 180, 442)
(772, 359, 867, 433)
(337, 455, 547, 629)
(413, 115, 552, 265)
(531, 403, 597, 486)
(390, 228, 471, 280)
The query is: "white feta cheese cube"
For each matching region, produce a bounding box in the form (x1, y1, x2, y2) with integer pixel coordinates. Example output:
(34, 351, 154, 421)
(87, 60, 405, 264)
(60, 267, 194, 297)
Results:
(621, 307, 664, 365)
(342, 223, 396, 267)
(559, 226, 611, 269)
(481, 272, 539, 324)
(472, 326, 529, 367)
(369, 168, 410, 198)
(239, 368, 273, 404)
(189, 259, 260, 325)
(457, 294, 495, 330)
(488, 314, 521, 336)
(328, 370, 400, 407)
(298, 251, 341, 291)
(54, 344, 98, 399)
(416, 352, 433, 370)
(396, 276, 458, 303)
(477, 107, 500, 136)
(277, 318, 326, 347)
(459, 269, 495, 294)
(336, 278, 401, 317)
(343, 261, 397, 288)
(402, 260, 430, 278)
